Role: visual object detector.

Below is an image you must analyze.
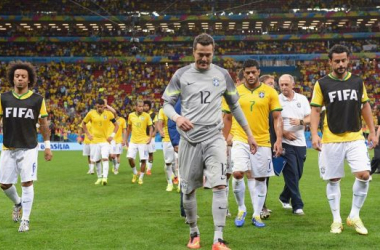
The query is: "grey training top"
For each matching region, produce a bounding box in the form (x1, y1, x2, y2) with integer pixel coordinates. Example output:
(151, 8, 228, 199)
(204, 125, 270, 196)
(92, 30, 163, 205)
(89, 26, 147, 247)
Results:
(163, 63, 248, 143)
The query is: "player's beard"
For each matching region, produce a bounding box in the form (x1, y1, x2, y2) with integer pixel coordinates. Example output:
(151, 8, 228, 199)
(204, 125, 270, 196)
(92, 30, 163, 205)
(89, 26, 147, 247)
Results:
(333, 67, 347, 77)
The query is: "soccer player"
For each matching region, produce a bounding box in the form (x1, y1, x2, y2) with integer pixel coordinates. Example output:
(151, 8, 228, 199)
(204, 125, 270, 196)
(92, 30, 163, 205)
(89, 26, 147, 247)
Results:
(0, 61, 53, 232)
(223, 59, 283, 229)
(259, 74, 277, 219)
(278, 74, 310, 215)
(126, 100, 153, 185)
(78, 121, 95, 174)
(156, 107, 177, 191)
(163, 33, 257, 250)
(104, 102, 127, 175)
(143, 100, 157, 175)
(310, 44, 378, 235)
(82, 99, 119, 185)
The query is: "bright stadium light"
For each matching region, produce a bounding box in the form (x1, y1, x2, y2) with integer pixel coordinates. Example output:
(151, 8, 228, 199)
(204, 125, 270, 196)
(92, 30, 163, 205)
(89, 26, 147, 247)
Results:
(152, 11, 159, 16)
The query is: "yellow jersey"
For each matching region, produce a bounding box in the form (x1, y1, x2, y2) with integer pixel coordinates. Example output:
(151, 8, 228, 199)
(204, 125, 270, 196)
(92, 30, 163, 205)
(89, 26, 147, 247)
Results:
(128, 112, 152, 144)
(223, 83, 282, 147)
(158, 108, 170, 142)
(111, 117, 127, 143)
(80, 121, 93, 144)
(311, 73, 369, 143)
(82, 109, 115, 143)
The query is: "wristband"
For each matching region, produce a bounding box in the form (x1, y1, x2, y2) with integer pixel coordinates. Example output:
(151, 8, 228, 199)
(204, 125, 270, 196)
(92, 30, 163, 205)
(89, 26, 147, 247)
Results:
(44, 141, 51, 149)
(110, 132, 116, 138)
(172, 114, 181, 122)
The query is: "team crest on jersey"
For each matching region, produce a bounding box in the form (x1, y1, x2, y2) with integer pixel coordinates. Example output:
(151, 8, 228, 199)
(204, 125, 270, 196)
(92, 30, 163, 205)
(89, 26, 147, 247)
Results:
(297, 102, 301, 108)
(104, 115, 107, 120)
(212, 77, 220, 86)
(140, 116, 145, 121)
(259, 92, 265, 98)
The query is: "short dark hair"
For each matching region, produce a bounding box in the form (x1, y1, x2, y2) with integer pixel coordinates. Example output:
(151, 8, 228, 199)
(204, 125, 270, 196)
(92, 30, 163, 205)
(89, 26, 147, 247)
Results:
(237, 69, 244, 81)
(328, 44, 351, 60)
(96, 99, 105, 105)
(6, 61, 37, 88)
(242, 59, 260, 70)
(193, 33, 215, 50)
(143, 100, 152, 108)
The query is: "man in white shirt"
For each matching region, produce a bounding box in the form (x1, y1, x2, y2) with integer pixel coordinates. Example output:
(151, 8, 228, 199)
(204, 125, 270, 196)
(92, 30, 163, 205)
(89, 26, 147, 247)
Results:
(278, 74, 311, 215)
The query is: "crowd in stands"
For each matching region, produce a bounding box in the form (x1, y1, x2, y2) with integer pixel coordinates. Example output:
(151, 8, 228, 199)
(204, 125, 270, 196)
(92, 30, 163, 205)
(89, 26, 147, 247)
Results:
(0, 57, 378, 141)
(0, 40, 379, 57)
(1, 21, 379, 38)
(0, 0, 377, 15)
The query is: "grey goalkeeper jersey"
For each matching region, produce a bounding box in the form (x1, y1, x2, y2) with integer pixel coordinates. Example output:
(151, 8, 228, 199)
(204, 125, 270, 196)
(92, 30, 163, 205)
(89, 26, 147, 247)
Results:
(163, 63, 240, 143)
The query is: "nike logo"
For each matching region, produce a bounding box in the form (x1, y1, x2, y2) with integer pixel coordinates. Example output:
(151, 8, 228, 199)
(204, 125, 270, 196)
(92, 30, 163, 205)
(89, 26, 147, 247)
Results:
(187, 81, 196, 85)
(22, 201, 31, 203)
(218, 207, 227, 209)
(258, 195, 266, 198)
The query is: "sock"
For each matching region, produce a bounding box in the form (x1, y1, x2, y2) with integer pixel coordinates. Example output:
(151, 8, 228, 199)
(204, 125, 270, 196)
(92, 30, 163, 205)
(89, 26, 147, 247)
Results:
(21, 185, 34, 221)
(112, 159, 117, 169)
(226, 180, 230, 208)
(89, 163, 94, 172)
(102, 160, 109, 178)
(96, 162, 102, 178)
(4, 185, 21, 205)
(327, 180, 341, 223)
(132, 167, 138, 175)
(183, 192, 199, 235)
(115, 162, 120, 171)
(212, 189, 227, 243)
(232, 177, 246, 212)
(248, 179, 267, 217)
(147, 161, 153, 171)
(349, 178, 369, 219)
(166, 164, 173, 184)
(139, 172, 145, 180)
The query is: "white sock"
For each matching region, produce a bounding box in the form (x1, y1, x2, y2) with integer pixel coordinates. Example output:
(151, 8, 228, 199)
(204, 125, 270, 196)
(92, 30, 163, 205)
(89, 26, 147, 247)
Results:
(132, 167, 138, 175)
(226, 180, 230, 208)
(232, 177, 246, 212)
(21, 185, 34, 221)
(89, 163, 94, 172)
(96, 162, 102, 178)
(116, 162, 120, 171)
(112, 159, 117, 168)
(248, 179, 267, 217)
(166, 164, 173, 184)
(349, 178, 369, 219)
(102, 161, 109, 178)
(4, 185, 21, 205)
(147, 161, 153, 171)
(139, 172, 145, 180)
(327, 180, 341, 223)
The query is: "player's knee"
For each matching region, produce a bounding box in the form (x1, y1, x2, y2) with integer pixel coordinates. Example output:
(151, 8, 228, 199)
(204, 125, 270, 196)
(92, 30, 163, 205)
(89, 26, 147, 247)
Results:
(233, 171, 244, 179)
(213, 185, 226, 190)
(21, 181, 33, 187)
(355, 171, 370, 181)
(0, 183, 12, 190)
(254, 177, 266, 182)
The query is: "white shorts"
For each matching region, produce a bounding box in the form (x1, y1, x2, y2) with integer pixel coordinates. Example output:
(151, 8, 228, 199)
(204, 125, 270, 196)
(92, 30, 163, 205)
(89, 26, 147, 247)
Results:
(127, 143, 148, 160)
(90, 143, 110, 162)
(226, 145, 233, 174)
(83, 143, 91, 156)
(0, 147, 38, 184)
(148, 140, 156, 153)
(110, 140, 123, 155)
(163, 142, 175, 164)
(231, 141, 274, 178)
(319, 140, 370, 180)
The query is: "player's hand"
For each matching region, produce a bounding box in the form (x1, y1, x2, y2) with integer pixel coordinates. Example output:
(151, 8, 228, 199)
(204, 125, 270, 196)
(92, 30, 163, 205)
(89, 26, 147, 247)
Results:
(107, 136, 113, 143)
(160, 132, 165, 138)
(88, 134, 93, 141)
(312, 135, 322, 151)
(125, 141, 129, 148)
(146, 138, 152, 144)
(44, 148, 53, 161)
(367, 131, 378, 149)
(174, 145, 179, 153)
(290, 118, 302, 126)
(176, 116, 194, 132)
(283, 130, 297, 141)
(273, 140, 283, 158)
(247, 135, 258, 154)
(122, 140, 126, 146)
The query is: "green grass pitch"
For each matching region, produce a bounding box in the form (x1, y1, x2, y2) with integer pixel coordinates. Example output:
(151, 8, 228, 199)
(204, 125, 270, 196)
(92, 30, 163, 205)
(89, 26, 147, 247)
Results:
(0, 149, 379, 249)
